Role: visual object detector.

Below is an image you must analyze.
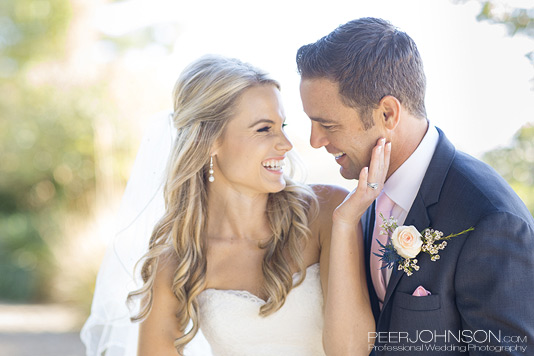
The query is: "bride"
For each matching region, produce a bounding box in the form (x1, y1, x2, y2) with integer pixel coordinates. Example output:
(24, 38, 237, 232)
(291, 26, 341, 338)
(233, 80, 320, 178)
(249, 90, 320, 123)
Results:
(82, 55, 389, 355)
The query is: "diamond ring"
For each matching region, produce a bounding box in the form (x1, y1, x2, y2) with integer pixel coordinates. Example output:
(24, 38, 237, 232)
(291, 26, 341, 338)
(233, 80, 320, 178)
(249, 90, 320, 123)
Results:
(367, 182, 379, 190)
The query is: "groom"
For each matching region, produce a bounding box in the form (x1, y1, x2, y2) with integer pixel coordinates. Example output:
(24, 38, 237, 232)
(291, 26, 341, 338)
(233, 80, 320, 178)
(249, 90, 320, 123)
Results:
(297, 17, 534, 355)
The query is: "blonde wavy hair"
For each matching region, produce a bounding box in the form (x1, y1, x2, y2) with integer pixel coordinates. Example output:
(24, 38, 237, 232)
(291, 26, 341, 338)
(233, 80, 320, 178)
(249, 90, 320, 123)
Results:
(128, 55, 318, 354)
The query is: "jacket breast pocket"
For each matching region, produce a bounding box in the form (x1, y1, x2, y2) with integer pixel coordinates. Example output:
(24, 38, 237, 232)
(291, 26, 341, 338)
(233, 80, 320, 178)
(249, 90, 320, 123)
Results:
(392, 291, 441, 311)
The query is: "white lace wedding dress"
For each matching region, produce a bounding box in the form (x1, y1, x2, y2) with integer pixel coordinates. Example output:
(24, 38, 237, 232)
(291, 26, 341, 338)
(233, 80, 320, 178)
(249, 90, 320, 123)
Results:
(197, 263, 326, 356)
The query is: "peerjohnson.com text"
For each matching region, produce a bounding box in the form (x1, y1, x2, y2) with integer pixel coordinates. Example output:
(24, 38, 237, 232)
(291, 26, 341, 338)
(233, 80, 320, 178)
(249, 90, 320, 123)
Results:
(368, 330, 528, 353)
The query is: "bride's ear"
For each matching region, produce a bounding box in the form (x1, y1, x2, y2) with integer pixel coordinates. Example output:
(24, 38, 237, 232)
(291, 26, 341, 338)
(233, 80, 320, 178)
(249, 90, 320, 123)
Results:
(209, 140, 220, 157)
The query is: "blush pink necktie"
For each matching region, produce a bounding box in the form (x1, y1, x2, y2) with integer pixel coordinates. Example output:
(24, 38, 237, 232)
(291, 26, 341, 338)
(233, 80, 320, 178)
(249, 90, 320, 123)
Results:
(370, 192, 395, 308)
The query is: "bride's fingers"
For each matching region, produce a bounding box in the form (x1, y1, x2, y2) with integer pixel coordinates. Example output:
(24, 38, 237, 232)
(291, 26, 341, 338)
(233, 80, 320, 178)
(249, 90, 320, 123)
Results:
(367, 138, 386, 191)
(334, 139, 391, 223)
(358, 166, 370, 194)
(383, 142, 391, 181)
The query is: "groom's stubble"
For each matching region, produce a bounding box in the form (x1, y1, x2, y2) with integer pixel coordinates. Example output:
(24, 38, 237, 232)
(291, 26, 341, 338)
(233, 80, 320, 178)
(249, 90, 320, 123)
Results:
(299, 77, 387, 181)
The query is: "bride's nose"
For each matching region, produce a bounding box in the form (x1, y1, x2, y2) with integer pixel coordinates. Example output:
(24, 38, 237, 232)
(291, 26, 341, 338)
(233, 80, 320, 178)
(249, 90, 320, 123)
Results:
(275, 130, 293, 153)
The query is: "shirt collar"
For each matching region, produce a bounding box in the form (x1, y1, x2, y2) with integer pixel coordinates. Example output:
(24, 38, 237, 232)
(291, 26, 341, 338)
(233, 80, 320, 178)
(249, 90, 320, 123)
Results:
(384, 124, 439, 213)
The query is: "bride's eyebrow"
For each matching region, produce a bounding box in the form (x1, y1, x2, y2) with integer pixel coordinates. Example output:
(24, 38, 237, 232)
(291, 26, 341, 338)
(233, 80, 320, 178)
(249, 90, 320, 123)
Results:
(248, 118, 275, 128)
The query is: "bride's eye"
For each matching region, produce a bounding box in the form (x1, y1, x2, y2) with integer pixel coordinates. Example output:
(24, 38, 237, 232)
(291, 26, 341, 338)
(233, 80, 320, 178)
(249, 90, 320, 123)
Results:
(282, 123, 288, 129)
(257, 126, 271, 132)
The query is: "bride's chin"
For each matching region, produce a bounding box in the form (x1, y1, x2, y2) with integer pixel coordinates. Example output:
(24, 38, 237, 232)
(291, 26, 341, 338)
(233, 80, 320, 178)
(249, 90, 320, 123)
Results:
(264, 180, 286, 194)
(274, 182, 287, 193)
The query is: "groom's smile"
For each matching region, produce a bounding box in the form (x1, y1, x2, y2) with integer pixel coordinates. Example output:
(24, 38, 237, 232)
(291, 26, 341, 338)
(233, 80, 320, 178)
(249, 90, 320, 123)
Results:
(300, 78, 383, 180)
(332, 151, 346, 159)
(330, 150, 348, 167)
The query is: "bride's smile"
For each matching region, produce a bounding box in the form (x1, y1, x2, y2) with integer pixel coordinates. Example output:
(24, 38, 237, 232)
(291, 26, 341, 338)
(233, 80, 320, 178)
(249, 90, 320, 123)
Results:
(261, 156, 285, 173)
(209, 84, 293, 195)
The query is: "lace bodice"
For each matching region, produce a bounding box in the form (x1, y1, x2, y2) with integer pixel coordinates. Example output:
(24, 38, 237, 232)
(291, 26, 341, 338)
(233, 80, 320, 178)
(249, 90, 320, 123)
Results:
(197, 263, 325, 356)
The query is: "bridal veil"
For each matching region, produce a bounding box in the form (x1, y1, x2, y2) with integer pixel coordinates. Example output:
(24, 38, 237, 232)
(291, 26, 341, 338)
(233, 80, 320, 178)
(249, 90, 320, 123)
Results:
(80, 111, 210, 355)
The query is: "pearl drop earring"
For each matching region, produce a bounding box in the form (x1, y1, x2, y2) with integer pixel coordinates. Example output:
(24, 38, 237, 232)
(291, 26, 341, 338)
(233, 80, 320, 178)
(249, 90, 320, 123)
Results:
(208, 156, 215, 182)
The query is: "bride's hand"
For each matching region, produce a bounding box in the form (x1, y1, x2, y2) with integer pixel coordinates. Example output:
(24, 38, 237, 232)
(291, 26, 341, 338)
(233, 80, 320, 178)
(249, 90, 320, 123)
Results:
(333, 138, 391, 226)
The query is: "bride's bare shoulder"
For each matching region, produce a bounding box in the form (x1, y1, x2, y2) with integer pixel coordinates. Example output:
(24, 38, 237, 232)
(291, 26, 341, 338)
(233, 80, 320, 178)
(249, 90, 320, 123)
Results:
(309, 184, 349, 222)
(147, 249, 179, 298)
(311, 184, 349, 208)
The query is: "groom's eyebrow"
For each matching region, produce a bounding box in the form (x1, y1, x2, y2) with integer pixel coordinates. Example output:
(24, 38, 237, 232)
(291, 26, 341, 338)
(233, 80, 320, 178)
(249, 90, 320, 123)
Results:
(310, 117, 335, 124)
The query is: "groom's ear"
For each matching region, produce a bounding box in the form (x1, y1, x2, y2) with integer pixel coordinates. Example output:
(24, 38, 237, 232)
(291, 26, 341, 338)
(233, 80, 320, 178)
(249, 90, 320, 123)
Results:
(378, 95, 401, 130)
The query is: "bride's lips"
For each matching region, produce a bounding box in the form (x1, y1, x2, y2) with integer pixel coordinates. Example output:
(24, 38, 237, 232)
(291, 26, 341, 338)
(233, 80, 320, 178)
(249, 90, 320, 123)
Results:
(261, 156, 286, 174)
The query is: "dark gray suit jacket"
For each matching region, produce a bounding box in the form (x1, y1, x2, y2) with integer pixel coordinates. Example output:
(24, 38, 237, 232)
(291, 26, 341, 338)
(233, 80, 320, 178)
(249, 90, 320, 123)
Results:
(363, 128, 534, 355)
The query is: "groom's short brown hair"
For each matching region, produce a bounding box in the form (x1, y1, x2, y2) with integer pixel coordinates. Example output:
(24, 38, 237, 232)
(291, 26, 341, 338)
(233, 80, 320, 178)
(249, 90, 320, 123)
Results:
(296, 17, 427, 129)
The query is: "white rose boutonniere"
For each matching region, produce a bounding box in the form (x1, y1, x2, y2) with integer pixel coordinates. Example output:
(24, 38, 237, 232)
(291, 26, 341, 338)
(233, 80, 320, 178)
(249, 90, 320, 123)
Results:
(375, 214, 474, 276)
(391, 226, 423, 259)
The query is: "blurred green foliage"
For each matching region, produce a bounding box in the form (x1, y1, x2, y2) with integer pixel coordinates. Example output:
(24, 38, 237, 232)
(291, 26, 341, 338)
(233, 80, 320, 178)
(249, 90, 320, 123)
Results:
(477, 1, 534, 38)
(0, 0, 167, 306)
(483, 124, 534, 216)
(0, 0, 104, 302)
(0, 0, 70, 75)
(463, 0, 534, 64)
(467, 1, 534, 215)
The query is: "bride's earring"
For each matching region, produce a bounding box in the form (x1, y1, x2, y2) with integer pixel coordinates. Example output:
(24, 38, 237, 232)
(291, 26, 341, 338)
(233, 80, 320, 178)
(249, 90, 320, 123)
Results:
(208, 156, 215, 183)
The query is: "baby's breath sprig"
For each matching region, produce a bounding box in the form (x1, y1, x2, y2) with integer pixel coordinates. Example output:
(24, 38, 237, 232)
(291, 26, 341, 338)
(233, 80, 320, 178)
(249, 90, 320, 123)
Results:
(420, 227, 475, 262)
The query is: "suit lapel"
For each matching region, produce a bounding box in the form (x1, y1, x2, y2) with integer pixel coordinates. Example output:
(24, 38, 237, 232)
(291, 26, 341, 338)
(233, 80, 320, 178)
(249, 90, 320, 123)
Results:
(378, 128, 456, 314)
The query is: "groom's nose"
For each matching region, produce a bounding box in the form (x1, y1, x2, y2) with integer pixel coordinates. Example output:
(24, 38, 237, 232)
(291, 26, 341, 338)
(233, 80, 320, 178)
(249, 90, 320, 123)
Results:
(310, 122, 329, 149)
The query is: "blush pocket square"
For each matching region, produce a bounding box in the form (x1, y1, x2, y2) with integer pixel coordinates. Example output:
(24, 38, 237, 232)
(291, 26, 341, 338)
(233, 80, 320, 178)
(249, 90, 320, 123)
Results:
(412, 285, 431, 297)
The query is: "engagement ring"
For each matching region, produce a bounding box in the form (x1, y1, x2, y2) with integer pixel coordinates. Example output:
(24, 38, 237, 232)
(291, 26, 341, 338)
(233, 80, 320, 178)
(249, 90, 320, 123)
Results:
(367, 182, 379, 190)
